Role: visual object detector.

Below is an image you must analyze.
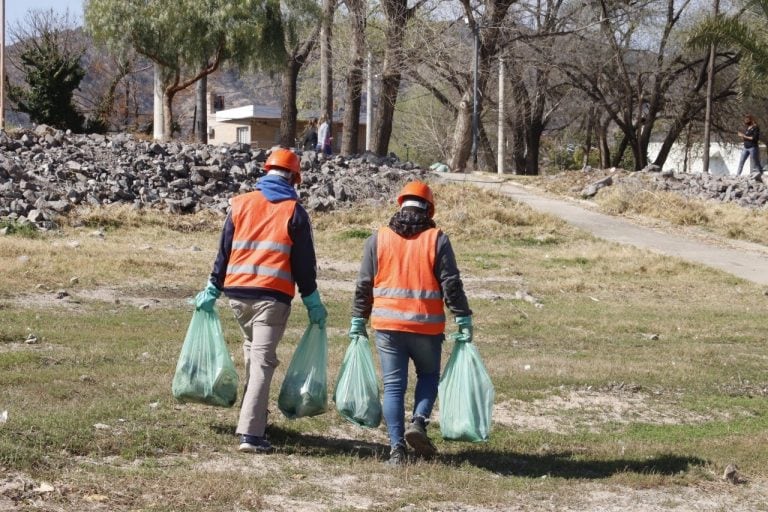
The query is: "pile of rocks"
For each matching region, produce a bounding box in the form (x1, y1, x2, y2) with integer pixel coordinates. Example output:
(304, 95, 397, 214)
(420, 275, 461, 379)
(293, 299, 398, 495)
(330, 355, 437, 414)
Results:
(580, 165, 768, 208)
(647, 167, 768, 208)
(0, 126, 428, 230)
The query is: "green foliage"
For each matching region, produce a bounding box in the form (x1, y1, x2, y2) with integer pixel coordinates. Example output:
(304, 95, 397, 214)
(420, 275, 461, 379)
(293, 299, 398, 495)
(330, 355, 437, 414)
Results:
(341, 228, 372, 240)
(687, 4, 768, 95)
(0, 220, 41, 239)
(7, 13, 85, 131)
(85, 0, 295, 76)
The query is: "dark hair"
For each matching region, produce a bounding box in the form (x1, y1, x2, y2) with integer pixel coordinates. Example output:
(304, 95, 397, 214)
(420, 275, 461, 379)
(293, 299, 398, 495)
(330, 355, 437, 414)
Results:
(745, 114, 757, 126)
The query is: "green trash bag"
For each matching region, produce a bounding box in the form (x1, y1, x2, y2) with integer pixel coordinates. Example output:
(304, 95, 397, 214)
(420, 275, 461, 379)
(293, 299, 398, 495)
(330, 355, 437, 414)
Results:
(172, 308, 239, 408)
(333, 335, 382, 428)
(278, 323, 328, 419)
(438, 339, 494, 442)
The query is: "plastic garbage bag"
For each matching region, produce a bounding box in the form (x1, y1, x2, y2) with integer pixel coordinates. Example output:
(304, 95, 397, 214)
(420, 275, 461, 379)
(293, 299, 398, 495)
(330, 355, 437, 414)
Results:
(333, 335, 382, 428)
(438, 339, 494, 442)
(278, 323, 328, 419)
(172, 308, 239, 407)
(429, 162, 450, 173)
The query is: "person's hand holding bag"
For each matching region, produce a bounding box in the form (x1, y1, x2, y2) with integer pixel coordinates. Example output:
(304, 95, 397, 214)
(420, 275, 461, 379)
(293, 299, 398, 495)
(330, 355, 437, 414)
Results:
(349, 317, 368, 341)
(194, 282, 221, 312)
(454, 315, 473, 343)
(302, 289, 328, 328)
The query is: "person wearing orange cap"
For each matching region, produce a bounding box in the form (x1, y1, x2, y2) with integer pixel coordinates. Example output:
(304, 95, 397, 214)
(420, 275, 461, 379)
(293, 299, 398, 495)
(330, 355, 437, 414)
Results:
(348, 180, 472, 466)
(194, 147, 327, 454)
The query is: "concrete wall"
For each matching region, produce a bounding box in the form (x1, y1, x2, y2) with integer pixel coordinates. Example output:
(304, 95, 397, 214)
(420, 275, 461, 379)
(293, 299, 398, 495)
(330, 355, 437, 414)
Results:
(648, 142, 767, 176)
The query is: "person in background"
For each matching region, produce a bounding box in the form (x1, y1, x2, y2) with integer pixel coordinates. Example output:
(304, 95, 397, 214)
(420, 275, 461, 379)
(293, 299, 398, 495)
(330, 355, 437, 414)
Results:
(194, 147, 328, 454)
(347, 181, 473, 466)
(302, 118, 318, 151)
(317, 114, 331, 156)
(737, 114, 762, 176)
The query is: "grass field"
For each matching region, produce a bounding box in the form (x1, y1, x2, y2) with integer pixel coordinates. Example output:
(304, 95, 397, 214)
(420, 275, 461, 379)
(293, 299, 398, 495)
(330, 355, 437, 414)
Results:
(1, 182, 767, 511)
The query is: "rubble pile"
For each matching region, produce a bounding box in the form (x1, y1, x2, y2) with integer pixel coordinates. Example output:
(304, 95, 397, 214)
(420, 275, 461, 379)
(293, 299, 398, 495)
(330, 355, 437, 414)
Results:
(0, 126, 428, 230)
(580, 165, 768, 208)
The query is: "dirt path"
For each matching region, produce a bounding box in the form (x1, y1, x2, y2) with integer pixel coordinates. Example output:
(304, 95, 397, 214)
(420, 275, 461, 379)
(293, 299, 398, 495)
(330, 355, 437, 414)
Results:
(436, 173, 768, 286)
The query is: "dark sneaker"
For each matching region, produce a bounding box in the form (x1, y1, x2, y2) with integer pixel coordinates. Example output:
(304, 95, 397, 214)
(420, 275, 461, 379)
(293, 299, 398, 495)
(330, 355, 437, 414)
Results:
(386, 445, 407, 466)
(238, 435, 273, 454)
(405, 419, 437, 457)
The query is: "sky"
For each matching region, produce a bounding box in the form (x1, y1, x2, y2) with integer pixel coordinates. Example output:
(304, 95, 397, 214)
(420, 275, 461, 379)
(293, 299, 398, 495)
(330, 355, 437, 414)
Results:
(4, 0, 84, 43)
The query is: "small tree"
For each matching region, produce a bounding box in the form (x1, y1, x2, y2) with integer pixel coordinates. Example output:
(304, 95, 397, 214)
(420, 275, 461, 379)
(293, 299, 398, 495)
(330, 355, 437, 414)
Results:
(6, 9, 85, 131)
(86, 0, 284, 141)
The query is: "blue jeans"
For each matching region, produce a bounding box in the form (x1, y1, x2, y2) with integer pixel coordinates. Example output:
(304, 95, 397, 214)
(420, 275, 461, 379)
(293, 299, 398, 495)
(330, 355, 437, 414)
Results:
(737, 146, 761, 175)
(374, 330, 443, 449)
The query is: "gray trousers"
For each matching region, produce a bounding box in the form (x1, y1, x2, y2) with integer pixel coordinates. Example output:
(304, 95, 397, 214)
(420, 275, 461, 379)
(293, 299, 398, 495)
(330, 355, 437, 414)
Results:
(230, 298, 291, 437)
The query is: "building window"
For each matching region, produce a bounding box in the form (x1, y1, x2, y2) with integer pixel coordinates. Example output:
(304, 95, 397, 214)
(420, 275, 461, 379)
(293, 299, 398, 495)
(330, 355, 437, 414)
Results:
(236, 127, 249, 144)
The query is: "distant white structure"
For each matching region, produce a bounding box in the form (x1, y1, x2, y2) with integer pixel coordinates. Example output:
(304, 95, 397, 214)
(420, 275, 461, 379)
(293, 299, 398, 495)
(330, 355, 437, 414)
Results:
(648, 141, 766, 176)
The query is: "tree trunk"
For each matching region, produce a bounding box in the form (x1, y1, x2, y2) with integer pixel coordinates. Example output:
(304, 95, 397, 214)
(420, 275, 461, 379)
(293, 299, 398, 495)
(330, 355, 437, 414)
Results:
(478, 120, 495, 171)
(320, 0, 335, 140)
(372, 0, 410, 156)
(341, 64, 363, 155)
(448, 91, 473, 171)
(596, 117, 611, 168)
(341, 0, 365, 155)
(611, 134, 629, 168)
(162, 89, 176, 141)
(581, 109, 595, 168)
(523, 120, 544, 175)
(280, 58, 301, 147)
(195, 73, 207, 144)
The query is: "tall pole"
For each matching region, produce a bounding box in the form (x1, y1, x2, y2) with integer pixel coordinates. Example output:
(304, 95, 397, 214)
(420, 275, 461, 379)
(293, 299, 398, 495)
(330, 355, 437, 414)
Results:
(366, 52, 372, 152)
(153, 63, 165, 141)
(497, 57, 505, 175)
(703, 0, 720, 174)
(471, 26, 479, 169)
(1, 0, 5, 131)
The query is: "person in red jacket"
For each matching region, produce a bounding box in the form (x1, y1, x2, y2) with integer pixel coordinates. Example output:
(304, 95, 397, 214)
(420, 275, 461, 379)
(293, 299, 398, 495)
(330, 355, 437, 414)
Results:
(194, 147, 327, 454)
(348, 181, 472, 465)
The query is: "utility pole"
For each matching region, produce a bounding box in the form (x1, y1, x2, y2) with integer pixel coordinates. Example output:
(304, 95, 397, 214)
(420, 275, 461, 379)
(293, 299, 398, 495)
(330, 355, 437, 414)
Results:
(1, 0, 5, 131)
(153, 63, 165, 141)
(497, 57, 504, 175)
(366, 52, 372, 152)
(703, 0, 720, 174)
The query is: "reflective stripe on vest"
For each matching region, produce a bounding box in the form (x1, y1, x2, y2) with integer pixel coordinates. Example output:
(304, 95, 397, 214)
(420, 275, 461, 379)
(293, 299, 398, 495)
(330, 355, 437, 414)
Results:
(371, 226, 445, 335)
(224, 190, 296, 296)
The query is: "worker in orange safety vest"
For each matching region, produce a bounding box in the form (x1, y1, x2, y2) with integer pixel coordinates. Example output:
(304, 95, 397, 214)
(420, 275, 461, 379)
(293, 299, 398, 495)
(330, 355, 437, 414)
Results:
(348, 180, 472, 466)
(194, 147, 327, 454)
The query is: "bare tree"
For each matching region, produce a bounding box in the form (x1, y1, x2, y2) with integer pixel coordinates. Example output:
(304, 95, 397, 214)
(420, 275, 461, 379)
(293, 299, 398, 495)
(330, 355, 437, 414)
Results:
(447, 0, 516, 172)
(320, 0, 338, 143)
(557, 0, 740, 170)
(340, 0, 366, 154)
(371, 0, 432, 156)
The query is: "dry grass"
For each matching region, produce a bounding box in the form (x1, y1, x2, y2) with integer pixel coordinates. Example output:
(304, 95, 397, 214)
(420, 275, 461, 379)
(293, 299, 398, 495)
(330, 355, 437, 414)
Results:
(2, 181, 768, 511)
(518, 170, 768, 246)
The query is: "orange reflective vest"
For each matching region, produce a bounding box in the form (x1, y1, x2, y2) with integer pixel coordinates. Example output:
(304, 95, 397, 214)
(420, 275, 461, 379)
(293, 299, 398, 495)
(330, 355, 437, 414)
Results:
(224, 191, 296, 296)
(371, 226, 446, 335)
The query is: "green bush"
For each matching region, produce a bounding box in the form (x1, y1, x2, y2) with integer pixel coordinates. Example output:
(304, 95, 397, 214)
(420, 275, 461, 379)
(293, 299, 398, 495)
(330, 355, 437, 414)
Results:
(0, 220, 40, 238)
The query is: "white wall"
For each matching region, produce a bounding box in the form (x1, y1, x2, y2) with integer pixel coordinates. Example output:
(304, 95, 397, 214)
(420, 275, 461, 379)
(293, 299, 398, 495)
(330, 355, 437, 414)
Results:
(647, 142, 766, 176)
